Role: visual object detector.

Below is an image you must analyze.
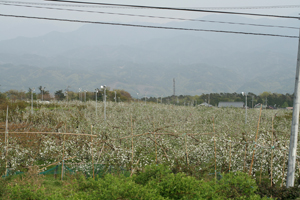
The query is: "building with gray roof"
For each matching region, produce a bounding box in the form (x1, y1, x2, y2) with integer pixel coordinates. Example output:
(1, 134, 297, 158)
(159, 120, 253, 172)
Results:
(218, 102, 244, 108)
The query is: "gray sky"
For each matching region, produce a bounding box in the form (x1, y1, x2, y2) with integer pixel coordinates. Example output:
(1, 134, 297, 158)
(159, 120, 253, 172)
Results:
(0, 0, 300, 40)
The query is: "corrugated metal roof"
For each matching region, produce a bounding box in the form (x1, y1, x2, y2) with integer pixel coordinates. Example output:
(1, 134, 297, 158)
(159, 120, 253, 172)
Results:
(218, 102, 244, 108)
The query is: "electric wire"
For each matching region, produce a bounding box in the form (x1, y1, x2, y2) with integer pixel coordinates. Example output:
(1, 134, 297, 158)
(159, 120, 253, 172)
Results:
(3, 1, 300, 10)
(45, 0, 300, 20)
(1, 2, 298, 30)
(0, 14, 298, 39)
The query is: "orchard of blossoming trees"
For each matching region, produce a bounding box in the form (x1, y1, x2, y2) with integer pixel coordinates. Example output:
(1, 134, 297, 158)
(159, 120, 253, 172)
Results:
(0, 99, 298, 187)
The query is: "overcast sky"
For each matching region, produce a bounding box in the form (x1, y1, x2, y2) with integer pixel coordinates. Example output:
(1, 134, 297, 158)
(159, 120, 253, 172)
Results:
(0, 0, 299, 39)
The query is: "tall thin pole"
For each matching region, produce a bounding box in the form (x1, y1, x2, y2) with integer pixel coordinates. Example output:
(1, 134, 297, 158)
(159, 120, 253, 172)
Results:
(5, 106, 8, 177)
(104, 87, 106, 120)
(41, 87, 44, 101)
(286, 27, 300, 188)
(245, 94, 247, 124)
(131, 115, 133, 174)
(115, 91, 116, 103)
(95, 90, 98, 117)
(249, 105, 262, 175)
(91, 125, 95, 179)
(31, 88, 34, 114)
(213, 117, 217, 182)
(271, 117, 274, 187)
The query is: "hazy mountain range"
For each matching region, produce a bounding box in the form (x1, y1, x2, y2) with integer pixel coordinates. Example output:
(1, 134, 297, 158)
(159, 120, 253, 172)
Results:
(0, 14, 299, 97)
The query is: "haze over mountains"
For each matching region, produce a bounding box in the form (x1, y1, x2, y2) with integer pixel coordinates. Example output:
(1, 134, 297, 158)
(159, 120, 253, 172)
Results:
(0, 14, 299, 97)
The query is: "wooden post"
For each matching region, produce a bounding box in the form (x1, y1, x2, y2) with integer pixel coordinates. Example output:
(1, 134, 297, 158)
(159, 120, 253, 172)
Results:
(271, 117, 274, 187)
(260, 148, 264, 185)
(244, 142, 248, 172)
(91, 125, 95, 179)
(61, 124, 66, 180)
(185, 133, 189, 166)
(5, 106, 8, 177)
(213, 117, 217, 181)
(229, 138, 232, 173)
(249, 105, 262, 176)
(155, 132, 157, 164)
(131, 115, 133, 175)
(281, 142, 288, 187)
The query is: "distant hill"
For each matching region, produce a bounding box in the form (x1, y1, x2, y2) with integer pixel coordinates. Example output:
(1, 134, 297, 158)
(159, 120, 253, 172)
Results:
(0, 14, 298, 96)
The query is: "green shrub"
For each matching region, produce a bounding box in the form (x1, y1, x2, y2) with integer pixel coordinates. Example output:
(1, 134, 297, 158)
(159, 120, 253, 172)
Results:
(147, 172, 204, 200)
(134, 164, 171, 185)
(214, 172, 258, 199)
(6, 183, 46, 200)
(69, 174, 164, 200)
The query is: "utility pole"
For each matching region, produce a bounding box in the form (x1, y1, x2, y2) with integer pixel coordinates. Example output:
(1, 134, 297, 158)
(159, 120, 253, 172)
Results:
(252, 96, 254, 108)
(114, 91, 117, 103)
(101, 85, 106, 121)
(287, 26, 300, 188)
(41, 86, 45, 101)
(173, 78, 175, 96)
(95, 89, 98, 117)
(246, 94, 247, 124)
(30, 88, 35, 114)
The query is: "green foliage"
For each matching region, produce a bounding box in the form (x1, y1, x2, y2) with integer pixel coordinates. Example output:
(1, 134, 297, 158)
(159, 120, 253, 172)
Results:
(55, 90, 65, 101)
(0, 165, 273, 200)
(78, 174, 163, 200)
(212, 172, 258, 199)
(134, 164, 171, 185)
(147, 172, 204, 200)
(6, 183, 46, 200)
(282, 101, 289, 108)
(257, 177, 300, 200)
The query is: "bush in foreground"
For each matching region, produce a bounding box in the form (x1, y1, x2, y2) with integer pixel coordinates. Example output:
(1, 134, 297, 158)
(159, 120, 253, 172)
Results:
(1, 165, 272, 199)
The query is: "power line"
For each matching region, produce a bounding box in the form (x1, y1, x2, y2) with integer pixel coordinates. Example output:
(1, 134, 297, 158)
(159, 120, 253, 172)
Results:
(0, 13, 298, 38)
(45, 0, 300, 20)
(1, 2, 298, 30)
(3, 1, 300, 10)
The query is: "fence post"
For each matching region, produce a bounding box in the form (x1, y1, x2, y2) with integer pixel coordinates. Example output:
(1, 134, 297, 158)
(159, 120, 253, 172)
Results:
(91, 125, 95, 179)
(249, 105, 262, 175)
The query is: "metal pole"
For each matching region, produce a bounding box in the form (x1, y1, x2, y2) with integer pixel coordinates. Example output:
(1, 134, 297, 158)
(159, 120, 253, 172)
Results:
(286, 28, 300, 188)
(104, 88, 106, 120)
(31, 88, 33, 114)
(95, 90, 98, 117)
(115, 91, 116, 103)
(245, 94, 247, 124)
(31, 88, 34, 114)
